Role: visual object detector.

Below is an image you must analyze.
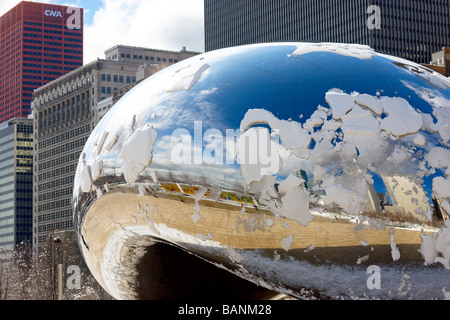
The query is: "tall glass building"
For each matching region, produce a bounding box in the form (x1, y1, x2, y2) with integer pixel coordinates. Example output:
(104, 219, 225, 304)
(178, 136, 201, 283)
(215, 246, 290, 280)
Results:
(204, 0, 450, 64)
(0, 1, 83, 123)
(0, 118, 33, 252)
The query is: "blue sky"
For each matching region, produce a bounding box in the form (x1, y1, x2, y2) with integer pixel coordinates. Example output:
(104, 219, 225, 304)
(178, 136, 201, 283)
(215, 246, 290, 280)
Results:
(70, 0, 103, 24)
(1, 0, 204, 63)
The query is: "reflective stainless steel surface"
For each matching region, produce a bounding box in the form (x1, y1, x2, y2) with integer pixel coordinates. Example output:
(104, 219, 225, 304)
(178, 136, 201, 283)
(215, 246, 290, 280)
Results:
(73, 43, 450, 299)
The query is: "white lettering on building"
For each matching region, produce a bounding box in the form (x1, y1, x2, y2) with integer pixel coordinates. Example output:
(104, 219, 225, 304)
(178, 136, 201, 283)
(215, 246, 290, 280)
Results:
(44, 10, 63, 18)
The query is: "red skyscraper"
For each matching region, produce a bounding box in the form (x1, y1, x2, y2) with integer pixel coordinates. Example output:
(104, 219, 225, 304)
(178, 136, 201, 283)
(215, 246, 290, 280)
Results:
(0, 1, 83, 123)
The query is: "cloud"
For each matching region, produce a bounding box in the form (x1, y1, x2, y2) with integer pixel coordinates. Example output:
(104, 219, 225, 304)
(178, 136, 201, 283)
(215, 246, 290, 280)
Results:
(83, 0, 205, 62)
(1, 0, 204, 64)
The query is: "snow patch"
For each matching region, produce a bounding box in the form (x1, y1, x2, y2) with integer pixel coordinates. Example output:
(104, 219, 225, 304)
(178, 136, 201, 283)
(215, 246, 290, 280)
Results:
(240, 108, 311, 151)
(420, 222, 450, 269)
(432, 177, 450, 201)
(238, 126, 281, 185)
(413, 134, 426, 146)
(354, 93, 383, 116)
(431, 107, 450, 142)
(379, 97, 423, 137)
(94, 130, 109, 155)
(119, 123, 158, 183)
(425, 147, 450, 170)
(281, 234, 294, 252)
(166, 61, 209, 92)
(325, 90, 355, 119)
(80, 163, 93, 193)
(277, 174, 313, 226)
(226, 247, 244, 263)
(291, 43, 375, 60)
(390, 228, 401, 261)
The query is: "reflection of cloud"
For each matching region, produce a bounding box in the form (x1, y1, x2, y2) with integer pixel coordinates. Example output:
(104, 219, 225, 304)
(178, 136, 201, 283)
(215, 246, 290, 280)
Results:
(99, 130, 244, 189)
(149, 154, 243, 190)
(100, 66, 226, 134)
(200, 87, 218, 95)
(154, 131, 238, 166)
(402, 80, 450, 109)
(83, 0, 204, 62)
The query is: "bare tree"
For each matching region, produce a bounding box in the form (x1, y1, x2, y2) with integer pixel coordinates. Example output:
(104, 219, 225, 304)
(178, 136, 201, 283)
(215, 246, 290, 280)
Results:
(0, 232, 112, 300)
(0, 249, 13, 300)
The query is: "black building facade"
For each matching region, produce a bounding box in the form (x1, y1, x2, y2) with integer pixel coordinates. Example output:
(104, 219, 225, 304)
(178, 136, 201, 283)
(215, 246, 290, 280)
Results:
(204, 0, 450, 64)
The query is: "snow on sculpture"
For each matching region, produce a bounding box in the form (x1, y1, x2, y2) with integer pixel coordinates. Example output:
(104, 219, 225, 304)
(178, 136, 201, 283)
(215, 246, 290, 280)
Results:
(73, 43, 450, 300)
(119, 123, 158, 183)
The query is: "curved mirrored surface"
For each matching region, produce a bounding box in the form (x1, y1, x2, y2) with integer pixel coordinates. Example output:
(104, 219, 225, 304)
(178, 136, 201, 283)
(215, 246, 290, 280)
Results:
(73, 42, 450, 300)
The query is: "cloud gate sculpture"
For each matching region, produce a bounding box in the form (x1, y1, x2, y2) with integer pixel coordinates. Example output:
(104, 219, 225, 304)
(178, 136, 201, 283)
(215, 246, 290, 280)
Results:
(73, 43, 450, 300)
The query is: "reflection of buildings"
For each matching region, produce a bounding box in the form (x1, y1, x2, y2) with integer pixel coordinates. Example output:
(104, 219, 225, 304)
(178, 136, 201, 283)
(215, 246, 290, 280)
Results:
(0, 118, 33, 252)
(293, 169, 308, 187)
(32, 45, 199, 254)
(432, 196, 449, 221)
(204, 0, 450, 64)
(423, 47, 450, 77)
(366, 183, 382, 212)
(293, 169, 325, 196)
(292, 169, 431, 220)
(381, 176, 428, 222)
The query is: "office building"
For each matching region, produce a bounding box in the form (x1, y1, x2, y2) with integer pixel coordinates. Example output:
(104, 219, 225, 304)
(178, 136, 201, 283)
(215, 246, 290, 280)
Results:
(424, 47, 450, 77)
(204, 0, 450, 64)
(382, 175, 428, 223)
(0, 118, 33, 252)
(32, 45, 199, 253)
(0, 1, 83, 123)
(105, 45, 196, 66)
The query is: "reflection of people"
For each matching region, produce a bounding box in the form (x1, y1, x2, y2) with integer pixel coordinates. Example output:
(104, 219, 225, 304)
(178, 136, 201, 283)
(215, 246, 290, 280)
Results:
(377, 192, 390, 211)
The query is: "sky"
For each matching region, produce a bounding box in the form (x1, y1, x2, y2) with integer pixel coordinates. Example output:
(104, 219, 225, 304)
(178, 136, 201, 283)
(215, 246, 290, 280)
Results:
(0, 0, 205, 63)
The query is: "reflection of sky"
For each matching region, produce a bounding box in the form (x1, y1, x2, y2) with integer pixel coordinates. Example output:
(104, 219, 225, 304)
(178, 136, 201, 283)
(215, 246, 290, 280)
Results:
(77, 43, 450, 206)
(401, 80, 450, 109)
(91, 43, 450, 143)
